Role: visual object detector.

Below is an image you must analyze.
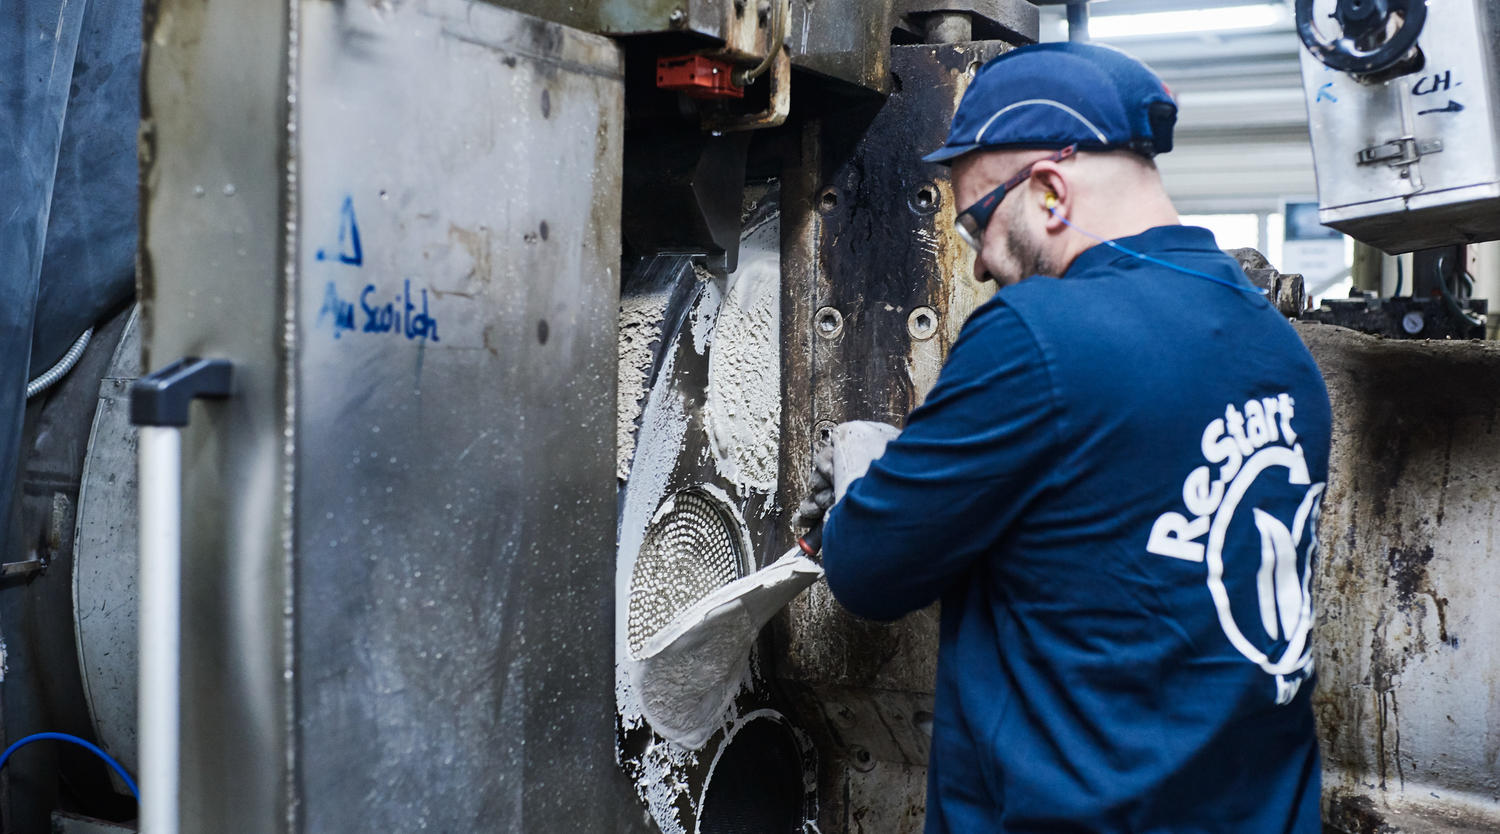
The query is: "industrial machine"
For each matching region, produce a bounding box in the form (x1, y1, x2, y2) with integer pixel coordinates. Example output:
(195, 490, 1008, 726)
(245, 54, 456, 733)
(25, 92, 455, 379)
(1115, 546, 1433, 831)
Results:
(4, 0, 1500, 832)
(4, 1, 1033, 831)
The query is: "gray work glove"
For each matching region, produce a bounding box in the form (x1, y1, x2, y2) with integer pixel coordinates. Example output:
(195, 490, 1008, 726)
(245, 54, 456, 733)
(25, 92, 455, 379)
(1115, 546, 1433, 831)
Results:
(792, 420, 901, 531)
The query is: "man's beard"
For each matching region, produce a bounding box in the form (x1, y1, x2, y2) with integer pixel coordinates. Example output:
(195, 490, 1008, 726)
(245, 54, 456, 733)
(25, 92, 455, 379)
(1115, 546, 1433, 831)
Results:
(989, 203, 1060, 286)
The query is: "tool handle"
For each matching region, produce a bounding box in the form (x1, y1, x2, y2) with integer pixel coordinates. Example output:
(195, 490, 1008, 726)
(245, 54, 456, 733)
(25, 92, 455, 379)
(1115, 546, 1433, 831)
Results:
(797, 522, 823, 558)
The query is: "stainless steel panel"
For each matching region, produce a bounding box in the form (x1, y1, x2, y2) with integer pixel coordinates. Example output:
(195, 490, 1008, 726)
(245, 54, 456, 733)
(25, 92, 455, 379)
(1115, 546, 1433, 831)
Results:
(1299, 0, 1500, 251)
(145, 0, 640, 830)
(293, 2, 632, 831)
(141, 0, 293, 827)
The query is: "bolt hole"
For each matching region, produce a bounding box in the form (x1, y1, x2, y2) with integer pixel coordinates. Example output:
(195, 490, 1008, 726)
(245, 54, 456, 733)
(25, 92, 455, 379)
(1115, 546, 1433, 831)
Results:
(814, 306, 844, 340)
(908, 306, 939, 340)
(909, 182, 940, 215)
(818, 188, 839, 212)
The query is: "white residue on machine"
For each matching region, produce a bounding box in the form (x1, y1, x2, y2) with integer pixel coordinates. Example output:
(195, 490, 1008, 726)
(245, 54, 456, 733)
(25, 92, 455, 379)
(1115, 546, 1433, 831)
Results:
(617, 282, 676, 481)
(704, 252, 781, 495)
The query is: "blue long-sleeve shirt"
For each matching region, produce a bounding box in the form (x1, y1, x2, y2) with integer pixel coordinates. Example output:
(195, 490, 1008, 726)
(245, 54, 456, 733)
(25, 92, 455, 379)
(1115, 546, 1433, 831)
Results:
(823, 225, 1331, 833)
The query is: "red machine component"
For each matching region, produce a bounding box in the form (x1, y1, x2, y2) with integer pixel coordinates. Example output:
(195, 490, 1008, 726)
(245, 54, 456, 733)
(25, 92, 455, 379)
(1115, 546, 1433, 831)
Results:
(656, 55, 744, 99)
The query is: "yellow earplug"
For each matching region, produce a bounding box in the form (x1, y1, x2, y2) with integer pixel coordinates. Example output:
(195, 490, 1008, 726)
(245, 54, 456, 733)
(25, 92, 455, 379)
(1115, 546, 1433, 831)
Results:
(1045, 193, 1059, 209)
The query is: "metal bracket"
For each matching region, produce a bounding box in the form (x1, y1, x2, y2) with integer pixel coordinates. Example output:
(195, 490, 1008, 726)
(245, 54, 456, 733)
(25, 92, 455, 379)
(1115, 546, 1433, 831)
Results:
(1356, 136, 1443, 167)
(130, 357, 233, 427)
(703, 48, 791, 133)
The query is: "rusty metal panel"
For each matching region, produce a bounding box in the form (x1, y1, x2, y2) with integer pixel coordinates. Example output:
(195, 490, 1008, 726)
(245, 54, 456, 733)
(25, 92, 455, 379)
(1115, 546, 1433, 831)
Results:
(493, 0, 899, 94)
(776, 40, 1010, 831)
(1301, 324, 1500, 833)
(789, 0, 899, 94)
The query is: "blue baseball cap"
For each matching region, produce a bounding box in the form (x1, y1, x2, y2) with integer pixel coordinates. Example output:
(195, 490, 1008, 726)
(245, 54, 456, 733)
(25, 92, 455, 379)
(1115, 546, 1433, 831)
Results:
(923, 42, 1177, 164)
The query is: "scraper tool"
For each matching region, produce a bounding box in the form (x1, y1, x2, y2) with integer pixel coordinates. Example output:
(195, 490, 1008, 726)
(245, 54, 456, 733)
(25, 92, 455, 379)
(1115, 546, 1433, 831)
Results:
(626, 525, 824, 750)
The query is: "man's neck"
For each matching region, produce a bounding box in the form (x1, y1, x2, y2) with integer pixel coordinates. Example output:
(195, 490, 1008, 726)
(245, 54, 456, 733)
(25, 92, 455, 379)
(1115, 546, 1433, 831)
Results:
(1058, 198, 1181, 274)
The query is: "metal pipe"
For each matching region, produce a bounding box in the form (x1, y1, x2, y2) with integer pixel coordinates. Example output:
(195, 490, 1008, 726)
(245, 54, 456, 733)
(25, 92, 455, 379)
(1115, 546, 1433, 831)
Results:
(735, 0, 787, 85)
(924, 12, 973, 44)
(1067, 2, 1090, 42)
(25, 327, 92, 400)
(139, 425, 182, 834)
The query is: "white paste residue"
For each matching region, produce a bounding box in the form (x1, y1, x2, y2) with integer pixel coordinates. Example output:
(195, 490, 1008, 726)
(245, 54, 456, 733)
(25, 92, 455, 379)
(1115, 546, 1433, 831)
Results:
(617, 284, 675, 481)
(628, 552, 822, 749)
(704, 253, 781, 493)
(618, 348, 688, 720)
(690, 265, 722, 356)
(614, 345, 701, 834)
(625, 738, 700, 834)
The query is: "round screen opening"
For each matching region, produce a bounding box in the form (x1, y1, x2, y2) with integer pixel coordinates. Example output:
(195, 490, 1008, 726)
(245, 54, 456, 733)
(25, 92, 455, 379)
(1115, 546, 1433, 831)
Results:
(699, 716, 805, 834)
(626, 489, 746, 657)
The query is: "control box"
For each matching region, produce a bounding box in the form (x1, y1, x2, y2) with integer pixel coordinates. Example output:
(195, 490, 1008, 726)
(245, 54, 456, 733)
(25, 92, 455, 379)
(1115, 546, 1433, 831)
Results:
(1298, 0, 1500, 253)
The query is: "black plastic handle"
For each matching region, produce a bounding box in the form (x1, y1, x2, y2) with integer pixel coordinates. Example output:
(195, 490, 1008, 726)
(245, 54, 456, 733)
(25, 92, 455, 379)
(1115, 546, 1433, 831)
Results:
(130, 358, 234, 427)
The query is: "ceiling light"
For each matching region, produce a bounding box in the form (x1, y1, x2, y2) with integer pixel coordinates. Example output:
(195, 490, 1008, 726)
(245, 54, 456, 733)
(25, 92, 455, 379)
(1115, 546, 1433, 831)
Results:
(1074, 4, 1290, 39)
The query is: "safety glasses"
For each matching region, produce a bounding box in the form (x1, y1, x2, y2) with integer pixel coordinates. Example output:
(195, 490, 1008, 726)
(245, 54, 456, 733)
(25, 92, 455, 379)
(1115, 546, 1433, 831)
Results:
(954, 144, 1077, 252)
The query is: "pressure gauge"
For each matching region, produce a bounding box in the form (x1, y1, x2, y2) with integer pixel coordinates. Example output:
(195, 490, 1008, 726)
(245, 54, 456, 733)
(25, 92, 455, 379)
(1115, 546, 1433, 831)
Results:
(1401, 310, 1425, 335)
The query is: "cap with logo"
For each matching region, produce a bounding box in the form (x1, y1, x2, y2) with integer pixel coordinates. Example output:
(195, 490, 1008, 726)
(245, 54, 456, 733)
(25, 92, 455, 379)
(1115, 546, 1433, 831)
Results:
(923, 42, 1177, 165)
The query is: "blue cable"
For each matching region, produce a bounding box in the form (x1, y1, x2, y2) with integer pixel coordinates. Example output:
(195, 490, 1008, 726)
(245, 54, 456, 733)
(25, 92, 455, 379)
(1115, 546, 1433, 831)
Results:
(0, 732, 139, 802)
(1051, 210, 1268, 296)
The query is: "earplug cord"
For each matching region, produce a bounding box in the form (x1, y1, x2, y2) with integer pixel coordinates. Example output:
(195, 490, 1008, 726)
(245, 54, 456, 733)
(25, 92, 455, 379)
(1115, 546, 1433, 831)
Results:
(1047, 206, 1267, 297)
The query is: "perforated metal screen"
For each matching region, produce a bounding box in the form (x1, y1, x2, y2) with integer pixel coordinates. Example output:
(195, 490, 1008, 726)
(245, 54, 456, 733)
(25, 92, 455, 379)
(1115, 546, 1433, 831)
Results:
(626, 489, 745, 656)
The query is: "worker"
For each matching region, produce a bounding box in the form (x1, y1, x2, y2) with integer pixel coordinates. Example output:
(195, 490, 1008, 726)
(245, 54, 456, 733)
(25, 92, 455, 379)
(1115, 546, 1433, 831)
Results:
(796, 42, 1331, 833)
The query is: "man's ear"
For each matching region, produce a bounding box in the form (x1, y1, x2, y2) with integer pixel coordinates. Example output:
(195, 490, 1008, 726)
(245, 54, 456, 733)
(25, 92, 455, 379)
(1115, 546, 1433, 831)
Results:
(1031, 166, 1068, 230)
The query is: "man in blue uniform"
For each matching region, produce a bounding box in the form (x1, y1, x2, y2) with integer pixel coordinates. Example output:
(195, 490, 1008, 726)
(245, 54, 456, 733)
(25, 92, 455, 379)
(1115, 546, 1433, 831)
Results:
(799, 43, 1331, 832)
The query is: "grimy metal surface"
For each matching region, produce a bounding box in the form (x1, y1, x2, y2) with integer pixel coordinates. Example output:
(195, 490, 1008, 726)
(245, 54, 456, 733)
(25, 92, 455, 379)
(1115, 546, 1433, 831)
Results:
(144, 1, 642, 831)
(1300, 324, 1500, 834)
(496, 0, 897, 94)
(777, 41, 1008, 832)
(73, 308, 143, 777)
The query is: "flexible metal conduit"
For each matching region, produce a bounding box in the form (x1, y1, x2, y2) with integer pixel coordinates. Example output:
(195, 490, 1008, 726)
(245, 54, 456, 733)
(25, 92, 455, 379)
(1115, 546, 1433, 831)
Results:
(25, 327, 92, 400)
